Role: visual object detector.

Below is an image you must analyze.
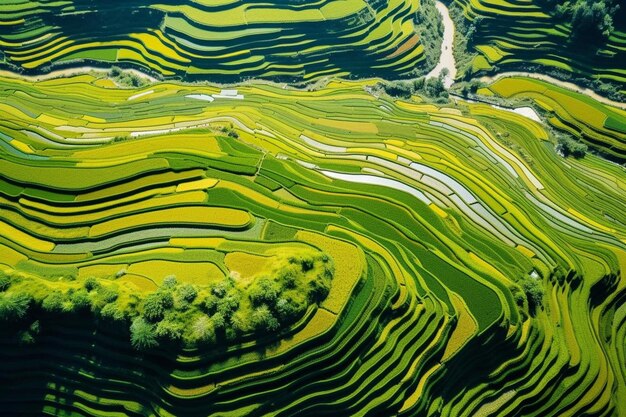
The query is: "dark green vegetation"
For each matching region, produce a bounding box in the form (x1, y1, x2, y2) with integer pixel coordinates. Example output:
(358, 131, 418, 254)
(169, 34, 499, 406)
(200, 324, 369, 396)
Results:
(0, 0, 439, 81)
(0, 74, 624, 415)
(447, 0, 626, 97)
(1, 252, 332, 350)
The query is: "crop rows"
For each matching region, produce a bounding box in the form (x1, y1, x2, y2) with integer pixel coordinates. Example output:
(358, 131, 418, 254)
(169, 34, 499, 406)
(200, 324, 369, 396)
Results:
(484, 76, 626, 162)
(449, 0, 626, 89)
(0, 74, 625, 416)
(0, 0, 427, 81)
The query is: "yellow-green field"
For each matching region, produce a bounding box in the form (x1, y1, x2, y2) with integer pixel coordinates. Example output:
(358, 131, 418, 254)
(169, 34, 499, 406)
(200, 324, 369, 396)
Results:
(0, 73, 625, 416)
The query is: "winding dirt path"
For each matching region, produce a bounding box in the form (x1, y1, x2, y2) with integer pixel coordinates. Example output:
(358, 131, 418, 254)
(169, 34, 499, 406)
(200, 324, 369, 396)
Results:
(426, 1, 457, 88)
(0, 66, 159, 83)
(479, 72, 626, 110)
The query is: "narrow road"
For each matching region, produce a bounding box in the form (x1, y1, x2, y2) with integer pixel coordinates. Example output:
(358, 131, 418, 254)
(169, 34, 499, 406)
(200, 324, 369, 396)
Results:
(479, 72, 626, 110)
(0, 66, 158, 83)
(426, 1, 456, 89)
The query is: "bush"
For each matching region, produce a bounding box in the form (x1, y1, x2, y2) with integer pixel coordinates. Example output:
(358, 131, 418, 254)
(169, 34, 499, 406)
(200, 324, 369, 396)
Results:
(130, 317, 158, 350)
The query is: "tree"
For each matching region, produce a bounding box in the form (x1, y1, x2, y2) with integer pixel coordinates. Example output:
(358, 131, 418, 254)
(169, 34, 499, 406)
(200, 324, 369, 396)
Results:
(142, 291, 174, 322)
(191, 315, 215, 343)
(130, 317, 158, 350)
(100, 302, 126, 321)
(155, 318, 184, 341)
(252, 305, 280, 332)
(84, 277, 99, 292)
(177, 284, 198, 305)
(0, 273, 10, 292)
(211, 312, 226, 330)
(308, 278, 330, 304)
(216, 294, 240, 319)
(275, 297, 304, 322)
(521, 277, 545, 315)
(42, 291, 65, 313)
(70, 289, 91, 311)
(249, 277, 280, 307)
(0, 293, 31, 321)
(556, 135, 587, 158)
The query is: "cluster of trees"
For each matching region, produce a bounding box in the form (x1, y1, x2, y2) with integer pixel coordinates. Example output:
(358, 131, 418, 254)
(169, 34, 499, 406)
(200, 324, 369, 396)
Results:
(109, 66, 145, 87)
(129, 252, 333, 350)
(414, 0, 445, 71)
(377, 72, 449, 102)
(1, 251, 334, 351)
(540, 0, 620, 40)
(511, 273, 546, 317)
(221, 124, 240, 139)
(555, 134, 588, 158)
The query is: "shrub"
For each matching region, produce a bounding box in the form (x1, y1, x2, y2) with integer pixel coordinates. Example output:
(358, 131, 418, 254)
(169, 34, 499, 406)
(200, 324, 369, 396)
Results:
(130, 317, 158, 350)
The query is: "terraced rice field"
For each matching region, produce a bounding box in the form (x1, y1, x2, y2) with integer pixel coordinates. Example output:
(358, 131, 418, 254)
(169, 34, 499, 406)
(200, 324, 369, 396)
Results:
(449, 0, 626, 88)
(1, 74, 625, 416)
(485, 76, 626, 162)
(0, 0, 429, 81)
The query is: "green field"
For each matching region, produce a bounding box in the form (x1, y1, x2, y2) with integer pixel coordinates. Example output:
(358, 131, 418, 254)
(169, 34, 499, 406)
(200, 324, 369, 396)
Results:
(485, 76, 626, 161)
(0, 0, 432, 81)
(0, 73, 625, 416)
(448, 0, 626, 93)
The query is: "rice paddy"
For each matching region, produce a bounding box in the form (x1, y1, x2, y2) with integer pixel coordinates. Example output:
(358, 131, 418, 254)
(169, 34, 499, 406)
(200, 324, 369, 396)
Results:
(0, 72, 625, 416)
